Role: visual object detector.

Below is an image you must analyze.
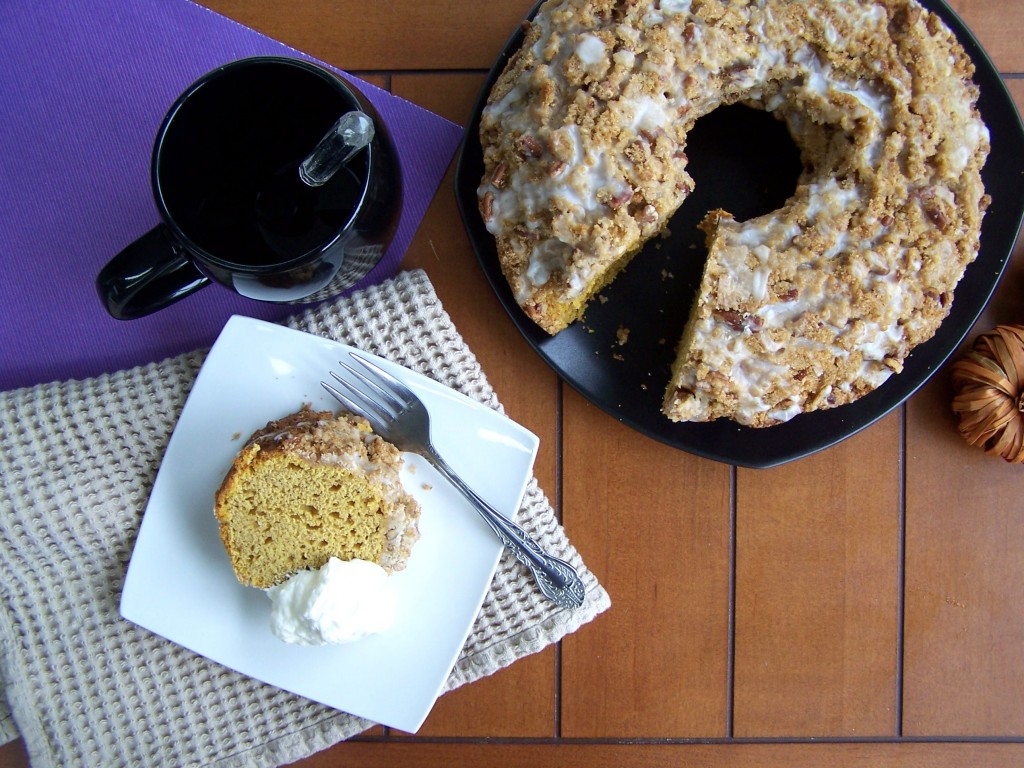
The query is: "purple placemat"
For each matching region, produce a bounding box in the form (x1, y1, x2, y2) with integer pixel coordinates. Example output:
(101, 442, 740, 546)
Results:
(0, 0, 462, 392)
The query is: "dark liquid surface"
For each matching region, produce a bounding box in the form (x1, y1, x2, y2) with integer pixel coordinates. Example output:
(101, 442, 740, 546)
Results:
(157, 62, 365, 267)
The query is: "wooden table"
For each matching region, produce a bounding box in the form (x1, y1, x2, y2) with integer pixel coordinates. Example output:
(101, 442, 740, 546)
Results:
(4, 1, 1024, 765)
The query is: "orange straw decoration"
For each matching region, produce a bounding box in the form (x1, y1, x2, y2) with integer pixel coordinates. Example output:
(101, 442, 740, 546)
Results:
(950, 324, 1024, 464)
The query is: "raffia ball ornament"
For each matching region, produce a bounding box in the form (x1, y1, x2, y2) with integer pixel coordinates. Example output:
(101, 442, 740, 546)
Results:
(950, 324, 1024, 463)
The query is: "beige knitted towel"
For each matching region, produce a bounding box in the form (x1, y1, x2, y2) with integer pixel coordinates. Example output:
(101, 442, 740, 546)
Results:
(0, 269, 610, 767)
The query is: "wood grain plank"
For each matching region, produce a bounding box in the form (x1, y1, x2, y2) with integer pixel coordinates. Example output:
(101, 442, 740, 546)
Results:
(288, 741, 1024, 768)
(389, 73, 558, 737)
(902, 79, 1024, 736)
(392, 72, 486, 129)
(560, 392, 732, 738)
(948, 0, 1024, 73)
(903, 373, 1024, 736)
(200, 0, 535, 72)
(400, 652, 555, 738)
(0, 743, 25, 768)
(203, 1, 1024, 76)
(733, 414, 902, 737)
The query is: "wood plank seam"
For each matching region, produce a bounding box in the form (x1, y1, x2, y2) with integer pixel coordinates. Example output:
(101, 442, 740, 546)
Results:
(727, 465, 738, 739)
(896, 403, 908, 738)
(365, 735, 1024, 745)
(555, 379, 564, 740)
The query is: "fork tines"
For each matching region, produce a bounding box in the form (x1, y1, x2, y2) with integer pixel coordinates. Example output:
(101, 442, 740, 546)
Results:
(321, 352, 406, 434)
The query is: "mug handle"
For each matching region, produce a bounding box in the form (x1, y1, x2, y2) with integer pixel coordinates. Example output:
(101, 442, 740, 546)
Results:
(97, 225, 210, 320)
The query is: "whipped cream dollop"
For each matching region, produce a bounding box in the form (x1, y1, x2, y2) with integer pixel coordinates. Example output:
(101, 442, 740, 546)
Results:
(266, 557, 396, 645)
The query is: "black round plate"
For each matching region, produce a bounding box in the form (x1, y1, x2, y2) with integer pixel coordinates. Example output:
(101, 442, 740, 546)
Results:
(454, 0, 1024, 468)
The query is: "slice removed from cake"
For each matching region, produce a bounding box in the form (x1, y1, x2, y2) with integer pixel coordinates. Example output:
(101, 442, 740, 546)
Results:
(214, 407, 421, 589)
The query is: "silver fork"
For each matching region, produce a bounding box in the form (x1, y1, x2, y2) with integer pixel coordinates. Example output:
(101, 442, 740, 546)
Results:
(321, 351, 586, 609)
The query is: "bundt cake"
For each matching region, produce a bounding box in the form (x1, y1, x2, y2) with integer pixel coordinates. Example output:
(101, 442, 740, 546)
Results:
(477, 0, 989, 426)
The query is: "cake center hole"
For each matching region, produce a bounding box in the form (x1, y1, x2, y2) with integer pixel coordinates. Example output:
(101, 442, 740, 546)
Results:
(683, 103, 803, 222)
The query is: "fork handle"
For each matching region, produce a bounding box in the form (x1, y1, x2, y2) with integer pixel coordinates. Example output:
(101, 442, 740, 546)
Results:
(425, 449, 586, 609)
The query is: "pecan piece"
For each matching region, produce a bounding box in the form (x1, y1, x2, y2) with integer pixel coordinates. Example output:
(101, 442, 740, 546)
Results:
(779, 288, 799, 302)
(714, 309, 764, 333)
(635, 204, 658, 226)
(609, 189, 634, 210)
(914, 187, 950, 230)
(491, 162, 508, 188)
(924, 204, 949, 229)
(516, 134, 544, 158)
(639, 128, 665, 145)
(481, 191, 494, 222)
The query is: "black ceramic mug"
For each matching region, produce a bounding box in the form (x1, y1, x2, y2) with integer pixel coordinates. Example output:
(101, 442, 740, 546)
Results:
(98, 56, 400, 320)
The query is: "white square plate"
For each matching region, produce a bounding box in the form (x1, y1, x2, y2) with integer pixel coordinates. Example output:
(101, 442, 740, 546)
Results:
(120, 315, 539, 732)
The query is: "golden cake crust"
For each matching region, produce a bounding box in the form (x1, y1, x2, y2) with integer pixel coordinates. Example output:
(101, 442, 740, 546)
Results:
(214, 408, 420, 588)
(478, 0, 989, 426)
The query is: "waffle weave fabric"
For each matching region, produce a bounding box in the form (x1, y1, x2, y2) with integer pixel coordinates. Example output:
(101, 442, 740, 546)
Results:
(0, 269, 610, 767)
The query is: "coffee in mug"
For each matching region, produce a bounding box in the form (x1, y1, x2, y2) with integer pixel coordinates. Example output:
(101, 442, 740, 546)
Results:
(98, 56, 400, 320)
